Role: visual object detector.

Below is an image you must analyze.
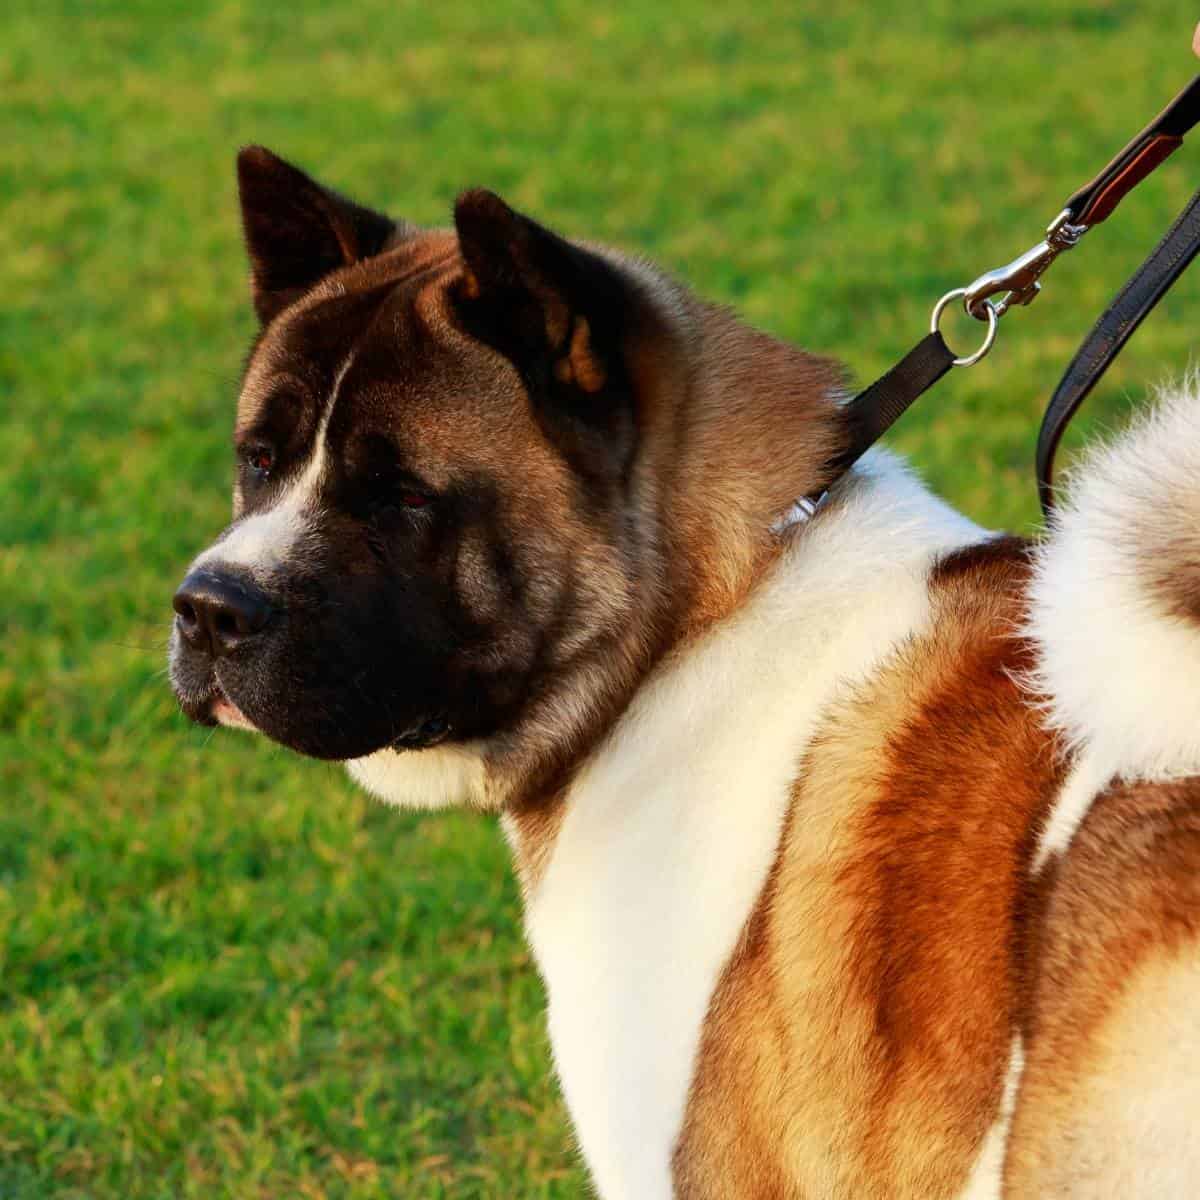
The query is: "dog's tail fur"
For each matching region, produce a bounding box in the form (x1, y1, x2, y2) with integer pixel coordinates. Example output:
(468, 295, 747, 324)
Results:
(1027, 375, 1200, 782)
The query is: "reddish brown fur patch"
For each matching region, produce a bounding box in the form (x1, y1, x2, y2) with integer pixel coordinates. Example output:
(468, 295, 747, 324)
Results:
(673, 541, 1065, 1198)
(552, 315, 606, 393)
(505, 794, 569, 897)
(658, 310, 847, 630)
(1004, 775, 1200, 1195)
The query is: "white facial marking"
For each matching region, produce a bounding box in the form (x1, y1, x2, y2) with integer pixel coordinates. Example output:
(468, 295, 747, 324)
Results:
(523, 452, 984, 1200)
(193, 354, 355, 581)
(197, 449, 323, 577)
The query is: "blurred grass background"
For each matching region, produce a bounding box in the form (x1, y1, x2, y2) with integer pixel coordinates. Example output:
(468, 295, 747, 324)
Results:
(3, 1, 1198, 1196)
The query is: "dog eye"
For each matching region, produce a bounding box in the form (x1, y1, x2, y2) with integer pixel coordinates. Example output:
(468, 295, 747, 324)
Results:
(242, 445, 275, 478)
(364, 458, 436, 514)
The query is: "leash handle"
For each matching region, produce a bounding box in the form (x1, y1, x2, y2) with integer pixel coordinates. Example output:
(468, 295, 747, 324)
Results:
(1037, 187, 1200, 514)
(1064, 75, 1200, 227)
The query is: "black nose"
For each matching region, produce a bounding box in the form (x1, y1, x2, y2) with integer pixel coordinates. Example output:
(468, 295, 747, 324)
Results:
(173, 569, 273, 658)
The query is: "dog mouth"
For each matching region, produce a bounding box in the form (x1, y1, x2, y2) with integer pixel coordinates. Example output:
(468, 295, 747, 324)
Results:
(210, 688, 258, 731)
(176, 676, 259, 733)
(389, 714, 453, 750)
(170, 612, 457, 756)
(176, 672, 452, 756)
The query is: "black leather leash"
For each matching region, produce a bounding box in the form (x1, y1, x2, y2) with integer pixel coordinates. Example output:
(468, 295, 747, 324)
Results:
(815, 71, 1200, 516)
(1036, 189, 1200, 512)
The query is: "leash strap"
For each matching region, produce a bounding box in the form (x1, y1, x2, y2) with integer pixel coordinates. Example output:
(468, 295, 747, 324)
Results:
(1036, 186, 1200, 513)
(826, 333, 956, 477)
(814, 71, 1200, 510)
(1063, 75, 1200, 227)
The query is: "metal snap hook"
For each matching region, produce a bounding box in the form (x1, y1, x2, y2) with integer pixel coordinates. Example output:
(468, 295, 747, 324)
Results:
(930, 288, 999, 367)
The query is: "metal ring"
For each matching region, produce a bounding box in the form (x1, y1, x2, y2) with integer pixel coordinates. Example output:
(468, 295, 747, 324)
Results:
(930, 288, 999, 367)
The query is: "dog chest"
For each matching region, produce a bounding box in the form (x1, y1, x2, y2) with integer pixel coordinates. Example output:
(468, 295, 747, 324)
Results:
(519, 458, 980, 1198)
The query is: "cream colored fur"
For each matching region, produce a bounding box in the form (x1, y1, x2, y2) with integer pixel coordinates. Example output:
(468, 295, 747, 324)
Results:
(1026, 381, 1200, 868)
(1017, 951, 1200, 1198)
(1028, 380, 1200, 784)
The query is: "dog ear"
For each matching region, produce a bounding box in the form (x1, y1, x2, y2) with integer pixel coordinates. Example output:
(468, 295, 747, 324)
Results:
(452, 189, 627, 398)
(236, 146, 396, 324)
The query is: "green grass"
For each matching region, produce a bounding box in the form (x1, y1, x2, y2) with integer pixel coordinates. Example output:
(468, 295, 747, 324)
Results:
(3, 1, 1199, 1195)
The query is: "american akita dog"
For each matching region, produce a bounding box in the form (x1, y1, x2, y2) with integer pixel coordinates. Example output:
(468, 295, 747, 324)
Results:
(170, 147, 1200, 1198)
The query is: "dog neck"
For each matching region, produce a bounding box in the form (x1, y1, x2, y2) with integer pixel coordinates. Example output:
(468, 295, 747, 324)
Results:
(495, 283, 850, 808)
(349, 272, 853, 835)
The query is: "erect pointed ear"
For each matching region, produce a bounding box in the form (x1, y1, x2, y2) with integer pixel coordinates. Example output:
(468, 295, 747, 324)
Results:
(452, 190, 628, 398)
(236, 146, 397, 324)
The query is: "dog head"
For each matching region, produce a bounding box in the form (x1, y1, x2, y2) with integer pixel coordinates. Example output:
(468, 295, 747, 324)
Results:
(170, 148, 843, 808)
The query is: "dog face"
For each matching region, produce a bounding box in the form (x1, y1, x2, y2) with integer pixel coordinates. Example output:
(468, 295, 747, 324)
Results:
(170, 148, 657, 787)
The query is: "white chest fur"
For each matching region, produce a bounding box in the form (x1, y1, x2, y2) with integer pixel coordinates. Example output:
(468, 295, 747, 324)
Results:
(518, 455, 982, 1199)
